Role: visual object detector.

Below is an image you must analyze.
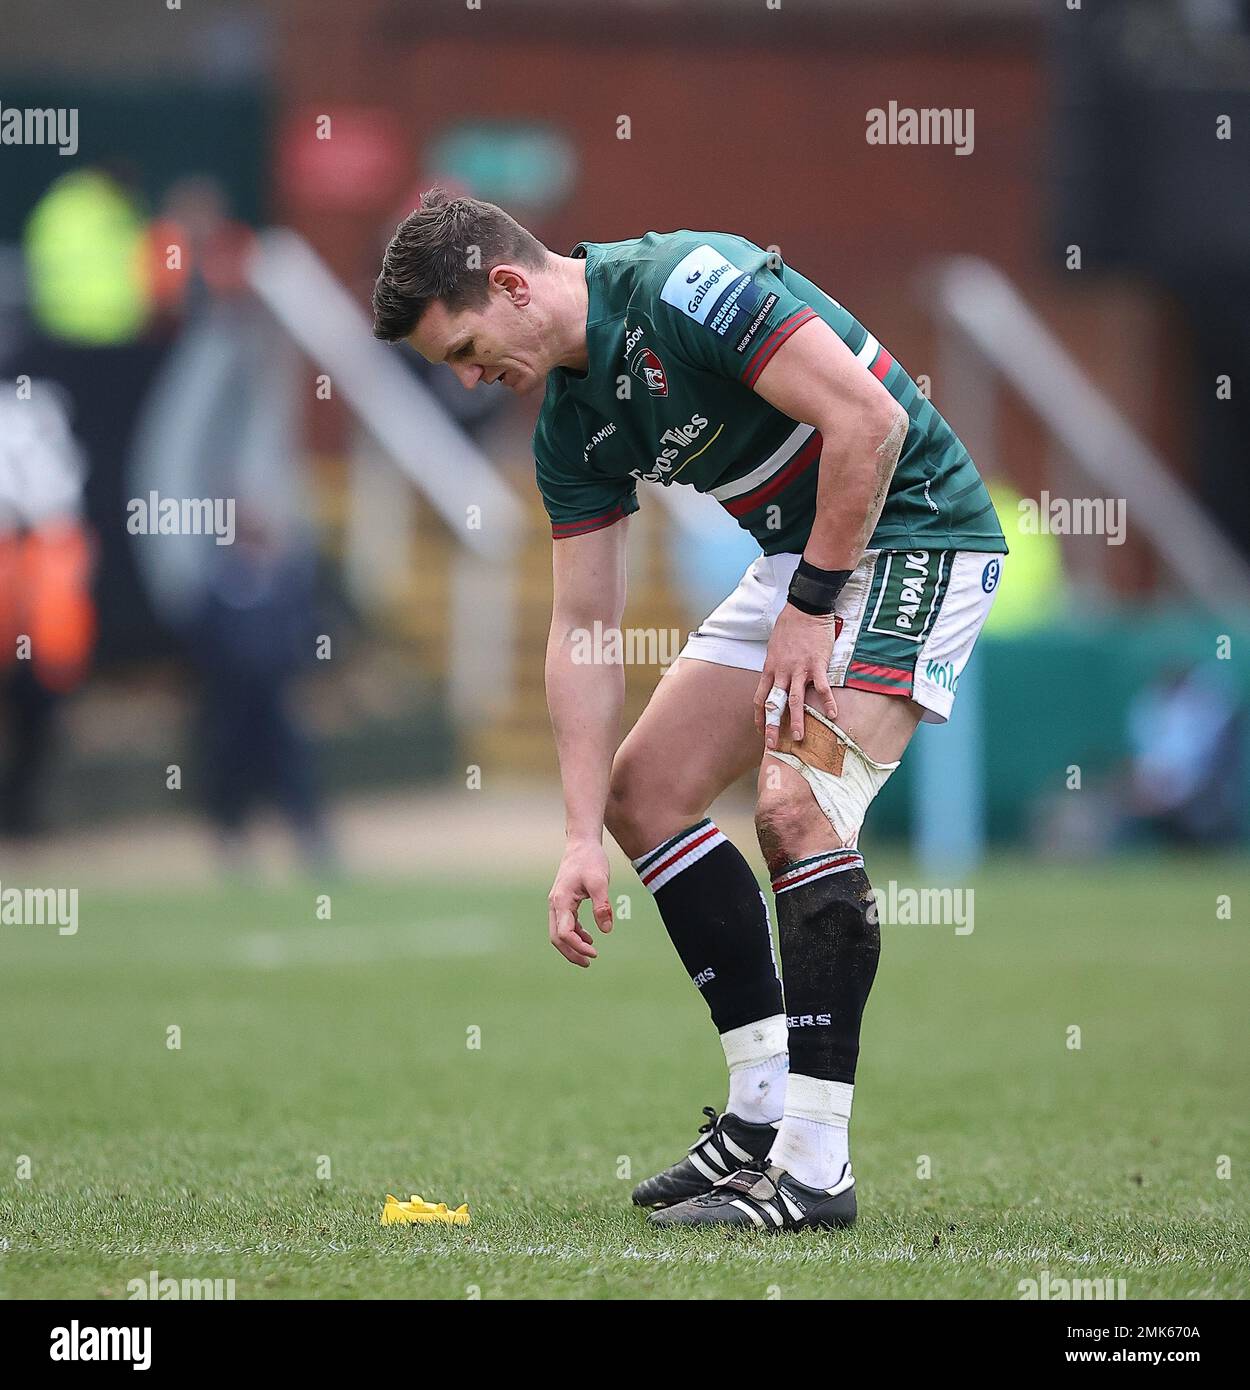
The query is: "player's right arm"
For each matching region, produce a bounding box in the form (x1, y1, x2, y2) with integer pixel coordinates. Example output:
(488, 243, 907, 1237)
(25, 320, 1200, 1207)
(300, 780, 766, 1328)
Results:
(544, 517, 629, 967)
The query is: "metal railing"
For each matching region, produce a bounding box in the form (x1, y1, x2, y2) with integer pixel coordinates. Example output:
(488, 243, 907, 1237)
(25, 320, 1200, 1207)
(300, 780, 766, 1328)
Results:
(930, 254, 1250, 614)
(245, 229, 523, 723)
(246, 229, 523, 561)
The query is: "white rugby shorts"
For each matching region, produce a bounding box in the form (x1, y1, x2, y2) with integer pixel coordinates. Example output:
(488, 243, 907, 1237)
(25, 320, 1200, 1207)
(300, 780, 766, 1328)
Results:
(673, 548, 1004, 723)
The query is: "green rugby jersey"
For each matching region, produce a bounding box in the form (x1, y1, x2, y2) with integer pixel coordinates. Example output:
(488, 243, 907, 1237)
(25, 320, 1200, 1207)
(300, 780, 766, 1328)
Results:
(532, 231, 1006, 556)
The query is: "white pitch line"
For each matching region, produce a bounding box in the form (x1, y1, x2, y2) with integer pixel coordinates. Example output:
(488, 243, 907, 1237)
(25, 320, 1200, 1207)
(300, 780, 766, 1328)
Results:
(232, 919, 500, 969)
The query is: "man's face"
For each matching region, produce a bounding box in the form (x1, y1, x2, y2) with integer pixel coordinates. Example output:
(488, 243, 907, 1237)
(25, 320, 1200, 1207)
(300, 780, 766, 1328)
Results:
(408, 268, 549, 395)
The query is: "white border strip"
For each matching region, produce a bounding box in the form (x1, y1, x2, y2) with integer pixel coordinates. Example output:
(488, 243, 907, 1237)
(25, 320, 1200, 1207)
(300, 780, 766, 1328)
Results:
(708, 422, 815, 502)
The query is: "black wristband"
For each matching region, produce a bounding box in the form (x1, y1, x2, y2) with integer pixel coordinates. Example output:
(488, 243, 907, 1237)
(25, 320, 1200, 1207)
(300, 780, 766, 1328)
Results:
(787, 559, 851, 616)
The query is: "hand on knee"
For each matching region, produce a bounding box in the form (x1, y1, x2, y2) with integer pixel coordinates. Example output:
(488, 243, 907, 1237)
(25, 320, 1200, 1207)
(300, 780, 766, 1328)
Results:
(760, 710, 901, 856)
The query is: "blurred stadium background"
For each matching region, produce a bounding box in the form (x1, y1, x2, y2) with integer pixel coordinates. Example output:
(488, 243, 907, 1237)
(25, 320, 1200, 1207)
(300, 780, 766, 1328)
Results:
(1, 0, 1249, 1301)
(2, 0, 1249, 878)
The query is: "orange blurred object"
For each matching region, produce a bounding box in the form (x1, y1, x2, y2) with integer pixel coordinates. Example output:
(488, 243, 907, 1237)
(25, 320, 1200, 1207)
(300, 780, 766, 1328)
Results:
(0, 521, 96, 694)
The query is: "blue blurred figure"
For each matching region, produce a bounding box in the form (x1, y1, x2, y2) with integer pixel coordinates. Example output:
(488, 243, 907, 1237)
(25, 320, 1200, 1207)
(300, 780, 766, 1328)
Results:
(188, 511, 331, 870)
(1124, 664, 1244, 847)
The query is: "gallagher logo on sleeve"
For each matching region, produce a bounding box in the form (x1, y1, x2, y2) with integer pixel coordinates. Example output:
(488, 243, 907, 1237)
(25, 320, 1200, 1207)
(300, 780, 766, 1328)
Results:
(661, 246, 747, 326)
(630, 347, 668, 396)
(661, 244, 773, 347)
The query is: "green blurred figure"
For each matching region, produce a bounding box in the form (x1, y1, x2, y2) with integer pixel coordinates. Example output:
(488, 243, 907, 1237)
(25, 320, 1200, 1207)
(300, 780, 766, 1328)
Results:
(984, 480, 1066, 633)
(23, 168, 152, 346)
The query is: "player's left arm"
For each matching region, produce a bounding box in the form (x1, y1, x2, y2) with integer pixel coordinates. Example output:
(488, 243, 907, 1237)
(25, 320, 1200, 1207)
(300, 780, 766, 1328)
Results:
(751, 316, 909, 748)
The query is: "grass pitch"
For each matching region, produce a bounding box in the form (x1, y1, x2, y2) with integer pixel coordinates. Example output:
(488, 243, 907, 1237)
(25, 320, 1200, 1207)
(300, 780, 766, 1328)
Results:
(1, 853, 1247, 1300)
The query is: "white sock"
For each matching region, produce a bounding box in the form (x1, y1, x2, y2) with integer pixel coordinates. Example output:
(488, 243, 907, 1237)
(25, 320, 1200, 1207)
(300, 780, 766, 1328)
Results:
(720, 1015, 788, 1125)
(727, 1052, 788, 1124)
(770, 1073, 853, 1190)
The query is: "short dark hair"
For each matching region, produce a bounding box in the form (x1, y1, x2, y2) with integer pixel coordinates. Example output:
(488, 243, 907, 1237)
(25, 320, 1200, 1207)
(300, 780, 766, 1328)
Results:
(371, 188, 547, 342)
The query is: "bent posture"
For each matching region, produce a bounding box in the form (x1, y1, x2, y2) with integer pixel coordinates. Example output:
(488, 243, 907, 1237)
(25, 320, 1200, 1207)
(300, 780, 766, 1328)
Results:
(374, 191, 1006, 1232)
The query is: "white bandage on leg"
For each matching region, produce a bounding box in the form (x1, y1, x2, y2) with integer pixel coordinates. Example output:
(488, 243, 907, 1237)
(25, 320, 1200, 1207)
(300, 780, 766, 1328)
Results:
(767, 705, 899, 845)
(720, 1014, 789, 1072)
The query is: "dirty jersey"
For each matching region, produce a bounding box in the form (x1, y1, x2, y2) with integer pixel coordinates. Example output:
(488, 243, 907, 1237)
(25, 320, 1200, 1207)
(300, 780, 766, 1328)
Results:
(532, 231, 1007, 557)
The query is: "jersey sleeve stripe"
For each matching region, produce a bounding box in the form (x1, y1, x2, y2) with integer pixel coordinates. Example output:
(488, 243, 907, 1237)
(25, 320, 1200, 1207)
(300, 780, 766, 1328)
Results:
(720, 429, 823, 518)
(550, 502, 631, 539)
(741, 307, 818, 388)
(708, 423, 815, 502)
(854, 331, 895, 383)
(869, 347, 895, 382)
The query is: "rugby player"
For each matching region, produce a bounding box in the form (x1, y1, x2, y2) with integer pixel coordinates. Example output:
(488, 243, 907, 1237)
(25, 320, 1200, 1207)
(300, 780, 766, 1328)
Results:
(373, 190, 1007, 1233)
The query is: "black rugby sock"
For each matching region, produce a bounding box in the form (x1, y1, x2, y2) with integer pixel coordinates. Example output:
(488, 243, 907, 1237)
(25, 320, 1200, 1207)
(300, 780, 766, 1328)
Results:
(632, 819, 784, 1034)
(771, 850, 880, 1083)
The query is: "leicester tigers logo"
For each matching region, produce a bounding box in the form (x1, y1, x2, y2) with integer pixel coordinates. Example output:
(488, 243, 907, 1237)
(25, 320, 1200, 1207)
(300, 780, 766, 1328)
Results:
(630, 347, 668, 397)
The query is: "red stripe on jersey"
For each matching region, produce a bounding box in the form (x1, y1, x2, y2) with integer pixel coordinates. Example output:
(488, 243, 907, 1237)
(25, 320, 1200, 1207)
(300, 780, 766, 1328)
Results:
(742, 308, 817, 388)
(845, 677, 912, 698)
(869, 347, 894, 382)
(849, 659, 913, 683)
(722, 431, 823, 518)
(551, 503, 629, 539)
